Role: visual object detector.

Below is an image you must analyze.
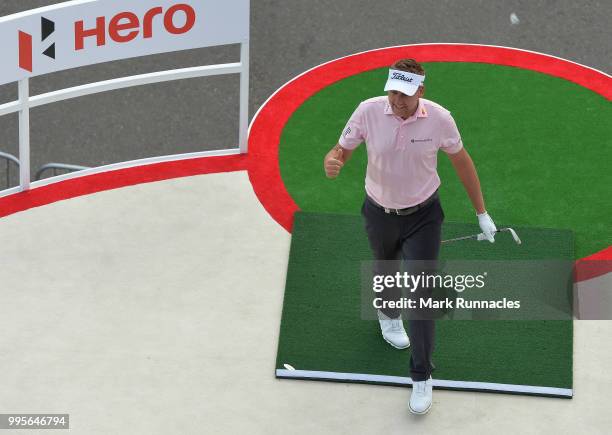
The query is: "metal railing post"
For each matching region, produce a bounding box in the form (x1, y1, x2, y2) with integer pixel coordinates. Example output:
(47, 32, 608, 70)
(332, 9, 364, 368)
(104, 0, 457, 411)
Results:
(239, 41, 250, 153)
(18, 78, 31, 191)
(0, 151, 20, 190)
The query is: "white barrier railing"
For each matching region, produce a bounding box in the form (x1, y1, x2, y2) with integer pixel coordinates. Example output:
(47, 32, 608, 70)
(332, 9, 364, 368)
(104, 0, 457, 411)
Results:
(0, 0, 250, 197)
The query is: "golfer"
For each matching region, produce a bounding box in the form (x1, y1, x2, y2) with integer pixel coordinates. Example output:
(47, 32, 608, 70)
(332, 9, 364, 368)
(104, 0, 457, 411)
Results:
(323, 59, 497, 414)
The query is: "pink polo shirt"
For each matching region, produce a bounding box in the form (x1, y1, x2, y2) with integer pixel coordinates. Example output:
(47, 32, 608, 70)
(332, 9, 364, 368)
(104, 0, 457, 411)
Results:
(338, 96, 463, 209)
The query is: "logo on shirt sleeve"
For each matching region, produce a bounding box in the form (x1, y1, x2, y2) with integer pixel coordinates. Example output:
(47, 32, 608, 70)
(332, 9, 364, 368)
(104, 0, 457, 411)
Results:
(343, 126, 352, 137)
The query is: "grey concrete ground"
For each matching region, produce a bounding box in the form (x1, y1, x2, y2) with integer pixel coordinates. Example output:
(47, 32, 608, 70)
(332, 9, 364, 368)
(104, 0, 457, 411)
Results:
(0, 172, 611, 434)
(0, 0, 610, 188)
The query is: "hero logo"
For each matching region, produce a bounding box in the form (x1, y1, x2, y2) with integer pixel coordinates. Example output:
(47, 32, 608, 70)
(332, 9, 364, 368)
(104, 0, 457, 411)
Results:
(19, 17, 56, 72)
(18, 4, 196, 72)
(74, 4, 196, 50)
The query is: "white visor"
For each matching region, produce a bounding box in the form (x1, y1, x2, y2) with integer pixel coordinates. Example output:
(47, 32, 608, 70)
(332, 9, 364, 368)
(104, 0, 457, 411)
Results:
(383, 69, 425, 96)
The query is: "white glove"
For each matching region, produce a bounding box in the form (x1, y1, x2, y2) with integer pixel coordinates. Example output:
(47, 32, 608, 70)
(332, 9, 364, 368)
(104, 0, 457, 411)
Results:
(477, 212, 497, 243)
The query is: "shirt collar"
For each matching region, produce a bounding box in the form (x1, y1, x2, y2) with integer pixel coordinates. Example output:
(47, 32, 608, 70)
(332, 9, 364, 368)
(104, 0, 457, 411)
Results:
(384, 98, 428, 121)
(416, 99, 428, 118)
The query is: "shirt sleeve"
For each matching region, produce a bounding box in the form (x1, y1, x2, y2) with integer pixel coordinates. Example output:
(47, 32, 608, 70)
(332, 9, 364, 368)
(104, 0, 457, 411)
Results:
(439, 112, 463, 155)
(338, 103, 366, 150)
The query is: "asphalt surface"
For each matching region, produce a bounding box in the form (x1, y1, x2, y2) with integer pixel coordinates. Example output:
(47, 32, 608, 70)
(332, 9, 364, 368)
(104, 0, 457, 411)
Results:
(0, 0, 610, 187)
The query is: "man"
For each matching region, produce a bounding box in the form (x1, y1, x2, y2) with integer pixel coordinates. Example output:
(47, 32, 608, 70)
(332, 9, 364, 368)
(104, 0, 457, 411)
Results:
(323, 59, 497, 415)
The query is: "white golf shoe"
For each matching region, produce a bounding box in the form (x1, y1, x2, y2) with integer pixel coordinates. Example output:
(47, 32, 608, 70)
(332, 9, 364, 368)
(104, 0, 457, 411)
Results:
(377, 310, 410, 349)
(409, 377, 433, 415)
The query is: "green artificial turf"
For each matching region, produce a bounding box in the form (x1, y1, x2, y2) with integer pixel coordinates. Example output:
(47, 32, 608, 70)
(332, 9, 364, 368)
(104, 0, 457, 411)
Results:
(278, 62, 611, 259)
(275, 211, 573, 392)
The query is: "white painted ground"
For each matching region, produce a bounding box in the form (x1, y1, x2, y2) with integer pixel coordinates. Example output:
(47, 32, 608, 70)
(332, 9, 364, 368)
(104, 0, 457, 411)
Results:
(0, 171, 610, 434)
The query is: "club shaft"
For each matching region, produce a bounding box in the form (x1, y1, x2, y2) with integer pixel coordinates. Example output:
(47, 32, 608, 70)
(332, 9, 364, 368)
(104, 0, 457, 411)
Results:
(442, 228, 521, 244)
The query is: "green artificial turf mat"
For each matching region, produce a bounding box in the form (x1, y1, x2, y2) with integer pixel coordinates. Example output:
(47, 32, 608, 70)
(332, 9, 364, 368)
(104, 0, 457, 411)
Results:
(275, 211, 574, 397)
(278, 62, 611, 259)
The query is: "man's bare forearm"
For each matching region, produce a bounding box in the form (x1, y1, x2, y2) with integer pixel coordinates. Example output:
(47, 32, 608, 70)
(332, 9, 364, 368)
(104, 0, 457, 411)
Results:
(449, 149, 486, 214)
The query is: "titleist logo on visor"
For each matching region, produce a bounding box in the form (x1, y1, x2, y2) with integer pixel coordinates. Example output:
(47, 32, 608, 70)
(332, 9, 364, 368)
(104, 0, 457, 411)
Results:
(391, 72, 413, 82)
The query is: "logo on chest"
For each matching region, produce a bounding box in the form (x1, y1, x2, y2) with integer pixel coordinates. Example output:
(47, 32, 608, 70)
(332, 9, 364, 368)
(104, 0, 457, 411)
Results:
(411, 138, 433, 143)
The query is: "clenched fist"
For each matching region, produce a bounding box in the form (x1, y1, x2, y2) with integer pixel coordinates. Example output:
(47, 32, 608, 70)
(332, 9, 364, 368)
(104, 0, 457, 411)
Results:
(324, 146, 344, 178)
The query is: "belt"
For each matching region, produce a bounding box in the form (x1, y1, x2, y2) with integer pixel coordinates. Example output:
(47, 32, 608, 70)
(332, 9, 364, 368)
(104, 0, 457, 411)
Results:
(368, 190, 439, 216)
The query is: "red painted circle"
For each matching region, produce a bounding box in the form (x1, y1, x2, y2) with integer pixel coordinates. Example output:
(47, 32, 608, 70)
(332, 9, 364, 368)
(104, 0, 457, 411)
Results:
(246, 43, 611, 269)
(0, 155, 248, 218)
(0, 44, 608, 282)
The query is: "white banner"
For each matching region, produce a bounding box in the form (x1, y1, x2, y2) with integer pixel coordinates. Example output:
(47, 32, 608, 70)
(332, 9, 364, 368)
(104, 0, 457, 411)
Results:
(0, 0, 249, 86)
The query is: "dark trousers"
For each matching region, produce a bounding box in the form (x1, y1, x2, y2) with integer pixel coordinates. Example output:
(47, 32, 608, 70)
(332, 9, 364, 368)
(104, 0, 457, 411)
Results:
(361, 193, 444, 382)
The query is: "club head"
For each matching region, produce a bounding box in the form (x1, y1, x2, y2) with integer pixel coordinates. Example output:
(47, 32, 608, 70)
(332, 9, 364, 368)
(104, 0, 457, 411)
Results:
(502, 227, 522, 244)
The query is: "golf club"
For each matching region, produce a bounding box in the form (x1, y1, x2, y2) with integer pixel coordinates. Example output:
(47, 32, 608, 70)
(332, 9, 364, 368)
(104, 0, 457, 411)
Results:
(442, 227, 522, 244)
